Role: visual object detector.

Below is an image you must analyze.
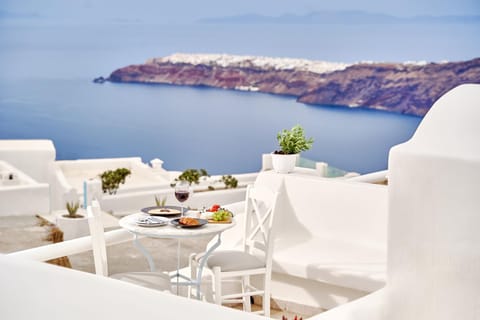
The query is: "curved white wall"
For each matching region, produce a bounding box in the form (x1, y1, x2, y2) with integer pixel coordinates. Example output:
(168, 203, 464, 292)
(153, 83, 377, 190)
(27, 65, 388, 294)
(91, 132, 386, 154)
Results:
(312, 84, 480, 320)
(386, 84, 480, 319)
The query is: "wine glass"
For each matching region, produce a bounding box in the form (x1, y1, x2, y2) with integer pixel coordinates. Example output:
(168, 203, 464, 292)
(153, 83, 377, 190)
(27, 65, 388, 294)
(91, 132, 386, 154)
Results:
(174, 180, 190, 216)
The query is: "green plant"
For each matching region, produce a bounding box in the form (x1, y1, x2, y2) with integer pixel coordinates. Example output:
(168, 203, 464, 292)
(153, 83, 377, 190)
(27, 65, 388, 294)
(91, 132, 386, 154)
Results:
(275, 124, 314, 154)
(174, 168, 209, 186)
(99, 168, 131, 195)
(221, 175, 238, 189)
(154, 196, 167, 207)
(65, 201, 80, 218)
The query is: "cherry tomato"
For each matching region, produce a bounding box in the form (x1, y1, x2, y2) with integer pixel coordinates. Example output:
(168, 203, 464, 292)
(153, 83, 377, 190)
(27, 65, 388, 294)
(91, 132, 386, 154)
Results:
(210, 204, 220, 212)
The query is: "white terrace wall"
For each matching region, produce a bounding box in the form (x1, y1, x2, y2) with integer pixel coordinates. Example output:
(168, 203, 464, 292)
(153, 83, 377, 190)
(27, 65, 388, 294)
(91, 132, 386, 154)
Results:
(100, 186, 248, 216)
(310, 84, 480, 320)
(0, 254, 264, 320)
(215, 168, 388, 311)
(0, 140, 55, 183)
(385, 84, 480, 320)
(56, 157, 258, 216)
(98, 172, 259, 216)
(0, 160, 49, 216)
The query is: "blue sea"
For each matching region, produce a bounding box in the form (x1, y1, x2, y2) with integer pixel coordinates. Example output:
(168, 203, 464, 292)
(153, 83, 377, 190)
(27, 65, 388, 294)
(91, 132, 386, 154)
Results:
(0, 22, 478, 174)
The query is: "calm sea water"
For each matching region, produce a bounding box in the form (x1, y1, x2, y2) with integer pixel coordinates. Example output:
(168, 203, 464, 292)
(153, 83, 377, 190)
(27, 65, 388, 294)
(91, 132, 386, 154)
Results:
(1, 22, 478, 174)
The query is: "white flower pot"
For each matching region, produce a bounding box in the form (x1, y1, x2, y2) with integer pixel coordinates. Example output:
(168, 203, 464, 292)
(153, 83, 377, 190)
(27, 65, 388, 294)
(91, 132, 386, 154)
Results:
(271, 153, 298, 174)
(56, 209, 89, 240)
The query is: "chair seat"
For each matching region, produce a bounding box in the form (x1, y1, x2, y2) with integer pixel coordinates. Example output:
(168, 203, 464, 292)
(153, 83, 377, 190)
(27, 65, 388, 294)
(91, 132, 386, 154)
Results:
(207, 250, 265, 272)
(110, 272, 172, 293)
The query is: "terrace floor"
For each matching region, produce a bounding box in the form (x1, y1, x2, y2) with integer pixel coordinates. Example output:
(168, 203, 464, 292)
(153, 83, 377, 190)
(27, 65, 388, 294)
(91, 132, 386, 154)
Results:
(0, 216, 319, 319)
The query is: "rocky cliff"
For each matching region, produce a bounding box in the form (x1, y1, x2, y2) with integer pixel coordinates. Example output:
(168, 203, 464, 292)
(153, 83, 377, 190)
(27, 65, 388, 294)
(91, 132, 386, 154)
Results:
(108, 54, 480, 116)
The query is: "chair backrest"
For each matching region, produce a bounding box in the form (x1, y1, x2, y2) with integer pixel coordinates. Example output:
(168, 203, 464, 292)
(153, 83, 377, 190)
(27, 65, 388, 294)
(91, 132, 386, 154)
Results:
(242, 185, 280, 269)
(87, 200, 108, 277)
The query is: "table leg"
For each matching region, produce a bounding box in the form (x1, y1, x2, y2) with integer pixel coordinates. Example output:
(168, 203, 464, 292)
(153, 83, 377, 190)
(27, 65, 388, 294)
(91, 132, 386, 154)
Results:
(132, 233, 156, 272)
(195, 233, 222, 300)
(176, 239, 180, 295)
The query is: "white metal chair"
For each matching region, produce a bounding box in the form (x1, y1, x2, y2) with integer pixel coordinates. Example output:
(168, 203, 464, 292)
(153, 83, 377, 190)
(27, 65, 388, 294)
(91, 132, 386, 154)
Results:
(87, 200, 172, 293)
(190, 185, 280, 317)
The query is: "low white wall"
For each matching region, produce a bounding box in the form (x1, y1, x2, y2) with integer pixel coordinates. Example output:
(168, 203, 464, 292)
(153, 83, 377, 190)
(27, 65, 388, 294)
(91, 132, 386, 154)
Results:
(384, 84, 480, 320)
(307, 84, 480, 320)
(0, 254, 263, 320)
(101, 187, 248, 216)
(49, 162, 77, 211)
(55, 158, 257, 216)
(0, 160, 50, 216)
(57, 157, 145, 173)
(216, 169, 388, 310)
(0, 160, 38, 186)
(0, 140, 55, 183)
(0, 183, 49, 216)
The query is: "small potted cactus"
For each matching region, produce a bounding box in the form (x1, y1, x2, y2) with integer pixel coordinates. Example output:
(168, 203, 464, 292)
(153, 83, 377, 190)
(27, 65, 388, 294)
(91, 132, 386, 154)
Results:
(56, 190, 89, 240)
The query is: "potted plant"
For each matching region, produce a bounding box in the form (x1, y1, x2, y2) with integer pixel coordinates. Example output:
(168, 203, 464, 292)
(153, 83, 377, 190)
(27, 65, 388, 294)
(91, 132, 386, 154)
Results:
(99, 168, 131, 195)
(272, 124, 314, 173)
(56, 198, 89, 240)
(171, 168, 209, 186)
(154, 195, 167, 207)
(65, 201, 81, 218)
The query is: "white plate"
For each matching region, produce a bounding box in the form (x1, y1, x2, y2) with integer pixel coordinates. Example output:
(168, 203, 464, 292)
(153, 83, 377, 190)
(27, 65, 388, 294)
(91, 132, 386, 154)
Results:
(136, 216, 169, 227)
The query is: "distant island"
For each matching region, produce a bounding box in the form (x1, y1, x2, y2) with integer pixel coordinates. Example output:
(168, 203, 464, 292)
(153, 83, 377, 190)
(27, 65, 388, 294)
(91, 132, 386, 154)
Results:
(198, 11, 480, 25)
(105, 53, 480, 116)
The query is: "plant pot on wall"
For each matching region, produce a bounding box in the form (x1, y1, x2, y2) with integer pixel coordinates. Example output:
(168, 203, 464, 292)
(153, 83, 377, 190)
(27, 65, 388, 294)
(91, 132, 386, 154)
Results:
(56, 208, 89, 240)
(271, 153, 298, 174)
(272, 125, 314, 174)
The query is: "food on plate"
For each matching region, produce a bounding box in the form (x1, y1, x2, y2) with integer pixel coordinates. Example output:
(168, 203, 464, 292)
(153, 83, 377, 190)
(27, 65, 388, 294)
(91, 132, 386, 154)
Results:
(211, 208, 232, 222)
(179, 217, 200, 226)
(146, 207, 181, 215)
(207, 204, 221, 212)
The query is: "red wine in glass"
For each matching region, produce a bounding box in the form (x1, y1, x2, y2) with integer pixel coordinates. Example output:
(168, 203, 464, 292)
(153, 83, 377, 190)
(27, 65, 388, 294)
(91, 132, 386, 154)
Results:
(174, 181, 190, 216)
(175, 191, 189, 202)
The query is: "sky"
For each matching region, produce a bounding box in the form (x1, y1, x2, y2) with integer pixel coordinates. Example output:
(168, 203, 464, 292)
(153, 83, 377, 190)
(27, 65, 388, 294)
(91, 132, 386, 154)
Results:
(2, 0, 480, 24)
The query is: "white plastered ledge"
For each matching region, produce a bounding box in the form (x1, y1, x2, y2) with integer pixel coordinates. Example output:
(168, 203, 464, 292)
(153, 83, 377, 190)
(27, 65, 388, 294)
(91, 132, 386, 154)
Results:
(311, 84, 480, 319)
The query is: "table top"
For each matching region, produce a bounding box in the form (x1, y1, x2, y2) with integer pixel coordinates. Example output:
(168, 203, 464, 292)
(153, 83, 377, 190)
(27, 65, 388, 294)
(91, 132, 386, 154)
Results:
(119, 213, 236, 239)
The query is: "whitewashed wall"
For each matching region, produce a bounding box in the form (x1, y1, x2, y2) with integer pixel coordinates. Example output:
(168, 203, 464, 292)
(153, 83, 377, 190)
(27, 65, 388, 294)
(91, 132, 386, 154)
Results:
(0, 140, 55, 183)
(311, 84, 480, 319)
(0, 160, 50, 216)
(0, 254, 264, 320)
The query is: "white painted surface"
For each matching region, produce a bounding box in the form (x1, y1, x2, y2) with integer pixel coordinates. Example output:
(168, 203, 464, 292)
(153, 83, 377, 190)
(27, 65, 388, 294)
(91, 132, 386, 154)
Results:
(310, 84, 480, 319)
(0, 140, 55, 183)
(0, 161, 49, 216)
(102, 186, 248, 216)
(8, 228, 132, 262)
(212, 169, 388, 309)
(119, 212, 235, 239)
(55, 210, 90, 240)
(0, 254, 264, 320)
(271, 153, 298, 173)
(385, 85, 480, 319)
(57, 157, 170, 193)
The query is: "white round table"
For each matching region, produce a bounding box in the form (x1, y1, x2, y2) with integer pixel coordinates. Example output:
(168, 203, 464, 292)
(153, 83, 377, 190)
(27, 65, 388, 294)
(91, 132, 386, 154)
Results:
(119, 213, 236, 299)
(119, 213, 235, 239)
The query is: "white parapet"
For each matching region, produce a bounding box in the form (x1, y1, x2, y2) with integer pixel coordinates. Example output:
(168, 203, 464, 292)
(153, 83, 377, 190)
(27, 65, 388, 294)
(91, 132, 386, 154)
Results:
(0, 160, 50, 216)
(0, 139, 55, 183)
(385, 84, 480, 320)
(0, 253, 264, 320)
(309, 84, 480, 319)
